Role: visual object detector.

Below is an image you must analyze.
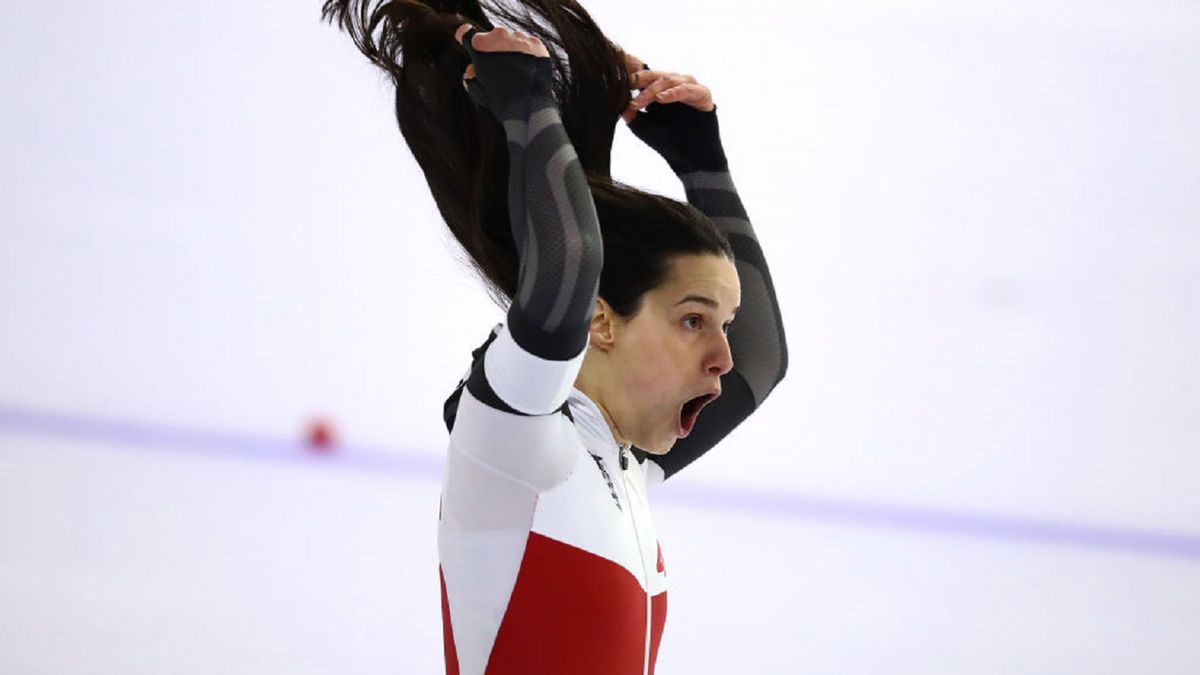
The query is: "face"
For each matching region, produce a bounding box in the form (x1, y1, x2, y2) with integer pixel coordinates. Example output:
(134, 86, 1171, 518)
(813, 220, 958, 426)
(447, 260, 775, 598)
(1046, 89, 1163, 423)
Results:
(596, 253, 741, 454)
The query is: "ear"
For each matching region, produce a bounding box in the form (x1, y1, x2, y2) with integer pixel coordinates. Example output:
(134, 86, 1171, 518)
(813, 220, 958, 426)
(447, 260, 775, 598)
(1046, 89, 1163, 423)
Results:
(589, 297, 618, 352)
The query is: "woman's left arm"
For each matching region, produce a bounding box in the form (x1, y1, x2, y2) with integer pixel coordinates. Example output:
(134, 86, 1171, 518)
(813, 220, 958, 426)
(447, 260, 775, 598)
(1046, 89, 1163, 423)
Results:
(623, 58, 789, 483)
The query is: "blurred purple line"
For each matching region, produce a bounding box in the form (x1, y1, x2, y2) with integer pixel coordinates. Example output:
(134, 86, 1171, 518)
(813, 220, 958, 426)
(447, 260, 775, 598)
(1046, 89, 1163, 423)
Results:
(2, 403, 1198, 561)
(0, 403, 442, 479)
(655, 482, 1200, 560)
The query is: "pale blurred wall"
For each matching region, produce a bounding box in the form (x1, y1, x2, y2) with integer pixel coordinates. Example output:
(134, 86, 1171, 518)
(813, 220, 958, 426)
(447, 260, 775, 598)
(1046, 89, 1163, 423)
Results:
(1, 1, 1198, 673)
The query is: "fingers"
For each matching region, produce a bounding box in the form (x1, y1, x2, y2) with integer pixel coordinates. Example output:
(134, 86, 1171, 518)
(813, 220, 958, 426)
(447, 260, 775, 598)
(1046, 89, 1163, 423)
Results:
(622, 61, 715, 122)
(631, 69, 696, 88)
(455, 23, 474, 47)
(455, 24, 548, 57)
(653, 84, 688, 104)
(629, 71, 701, 109)
(658, 83, 715, 111)
(629, 69, 695, 93)
(624, 83, 706, 114)
(629, 75, 672, 109)
(623, 81, 715, 122)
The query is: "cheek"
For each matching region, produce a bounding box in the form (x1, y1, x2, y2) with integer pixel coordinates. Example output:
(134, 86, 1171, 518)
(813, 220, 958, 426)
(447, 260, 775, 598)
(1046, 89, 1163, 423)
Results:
(617, 330, 685, 403)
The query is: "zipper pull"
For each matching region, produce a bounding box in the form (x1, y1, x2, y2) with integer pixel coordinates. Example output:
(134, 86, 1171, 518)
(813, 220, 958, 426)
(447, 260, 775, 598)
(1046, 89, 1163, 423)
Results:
(619, 445, 629, 470)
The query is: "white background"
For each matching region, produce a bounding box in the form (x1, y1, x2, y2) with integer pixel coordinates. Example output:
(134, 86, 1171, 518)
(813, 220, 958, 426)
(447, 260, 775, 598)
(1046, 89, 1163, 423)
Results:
(2, 0, 1198, 672)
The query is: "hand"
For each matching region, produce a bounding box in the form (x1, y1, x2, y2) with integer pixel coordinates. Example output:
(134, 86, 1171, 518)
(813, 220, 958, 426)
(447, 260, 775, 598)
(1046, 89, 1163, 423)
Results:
(621, 51, 714, 124)
(455, 24, 549, 87)
(454, 23, 554, 121)
(617, 49, 727, 174)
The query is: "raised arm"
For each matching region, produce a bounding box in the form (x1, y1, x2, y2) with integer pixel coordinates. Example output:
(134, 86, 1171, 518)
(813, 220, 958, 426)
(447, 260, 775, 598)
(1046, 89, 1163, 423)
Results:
(624, 64, 788, 482)
(452, 25, 603, 421)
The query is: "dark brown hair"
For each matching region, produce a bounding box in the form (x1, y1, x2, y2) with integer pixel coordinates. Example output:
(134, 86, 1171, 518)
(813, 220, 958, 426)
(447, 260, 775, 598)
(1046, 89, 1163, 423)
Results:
(321, 0, 732, 317)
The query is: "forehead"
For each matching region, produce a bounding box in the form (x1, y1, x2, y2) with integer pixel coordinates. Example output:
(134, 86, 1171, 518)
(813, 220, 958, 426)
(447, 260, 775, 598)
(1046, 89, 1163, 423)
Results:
(654, 254, 741, 309)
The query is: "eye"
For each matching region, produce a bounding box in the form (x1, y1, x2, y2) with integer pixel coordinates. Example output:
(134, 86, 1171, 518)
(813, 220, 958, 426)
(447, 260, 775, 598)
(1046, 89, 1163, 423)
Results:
(721, 321, 733, 334)
(683, 315, 703, 330)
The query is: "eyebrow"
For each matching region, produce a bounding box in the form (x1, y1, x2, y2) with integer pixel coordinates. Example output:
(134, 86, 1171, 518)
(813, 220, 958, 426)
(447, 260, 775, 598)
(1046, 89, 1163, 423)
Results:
(675, 295, 740, 315)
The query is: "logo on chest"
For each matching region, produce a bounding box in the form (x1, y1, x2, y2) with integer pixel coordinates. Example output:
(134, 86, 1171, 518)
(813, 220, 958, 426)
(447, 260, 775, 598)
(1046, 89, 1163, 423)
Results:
(587, 452, 623, 512)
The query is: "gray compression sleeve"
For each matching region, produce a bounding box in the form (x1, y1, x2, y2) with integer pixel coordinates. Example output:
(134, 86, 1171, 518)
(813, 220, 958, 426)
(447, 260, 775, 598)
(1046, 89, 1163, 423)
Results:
(461, 28, 602, 361)
(628, 102, 788, 479)
(458, 28, 602, 415)
(682, 170, 787, 407)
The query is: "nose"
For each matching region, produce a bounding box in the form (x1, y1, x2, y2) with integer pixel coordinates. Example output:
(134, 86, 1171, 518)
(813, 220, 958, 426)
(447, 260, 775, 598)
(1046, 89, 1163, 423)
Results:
(707, 333, 734, 377)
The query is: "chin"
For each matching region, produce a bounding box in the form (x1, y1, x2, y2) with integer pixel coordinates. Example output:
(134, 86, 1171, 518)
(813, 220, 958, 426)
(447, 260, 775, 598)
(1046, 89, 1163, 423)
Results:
(637, 437, 676, 456)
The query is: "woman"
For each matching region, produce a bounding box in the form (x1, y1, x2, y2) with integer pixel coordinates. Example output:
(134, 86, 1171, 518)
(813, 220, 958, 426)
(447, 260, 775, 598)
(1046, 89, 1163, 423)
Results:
(322, 1, 787, 672)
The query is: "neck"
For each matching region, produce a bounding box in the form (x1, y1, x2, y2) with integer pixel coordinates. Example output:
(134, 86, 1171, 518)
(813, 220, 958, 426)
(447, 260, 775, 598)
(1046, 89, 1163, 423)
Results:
(574, 350, 631, 449)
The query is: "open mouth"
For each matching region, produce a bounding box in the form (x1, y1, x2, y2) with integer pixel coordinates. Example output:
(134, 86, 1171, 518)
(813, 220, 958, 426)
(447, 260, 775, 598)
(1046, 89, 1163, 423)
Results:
(677, 391, 719, 438)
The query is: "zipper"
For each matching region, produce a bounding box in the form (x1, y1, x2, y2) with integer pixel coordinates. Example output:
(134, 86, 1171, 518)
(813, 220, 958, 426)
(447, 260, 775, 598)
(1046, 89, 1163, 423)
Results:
(615, 442, 653, 674)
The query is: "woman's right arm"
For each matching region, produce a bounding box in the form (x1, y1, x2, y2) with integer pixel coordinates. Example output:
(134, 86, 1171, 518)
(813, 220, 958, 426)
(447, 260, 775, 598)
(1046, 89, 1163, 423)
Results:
(623, 64, 789, 482)
(455, 25, 603, 420)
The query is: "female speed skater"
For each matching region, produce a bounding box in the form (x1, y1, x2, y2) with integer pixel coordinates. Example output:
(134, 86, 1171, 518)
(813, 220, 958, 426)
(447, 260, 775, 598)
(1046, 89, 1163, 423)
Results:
(322, 1, 787, 672)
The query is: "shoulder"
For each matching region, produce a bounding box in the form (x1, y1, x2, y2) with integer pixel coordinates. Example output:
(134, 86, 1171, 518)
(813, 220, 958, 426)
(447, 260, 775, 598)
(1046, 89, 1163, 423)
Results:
(449, 377, 583, 492)
(442, 323, 504, 433)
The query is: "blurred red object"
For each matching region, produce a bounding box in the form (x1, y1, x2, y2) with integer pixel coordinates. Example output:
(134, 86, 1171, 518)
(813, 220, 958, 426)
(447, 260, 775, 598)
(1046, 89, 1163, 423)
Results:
(305, 417, 337, 453)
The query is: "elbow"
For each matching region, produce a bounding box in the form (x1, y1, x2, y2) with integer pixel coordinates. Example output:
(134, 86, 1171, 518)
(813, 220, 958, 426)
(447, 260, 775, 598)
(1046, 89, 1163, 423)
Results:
(766, 339, 789, 398)
(775, 338, 789, 387)
(764, 325, 789, 398)
(579, 217, 605, 287)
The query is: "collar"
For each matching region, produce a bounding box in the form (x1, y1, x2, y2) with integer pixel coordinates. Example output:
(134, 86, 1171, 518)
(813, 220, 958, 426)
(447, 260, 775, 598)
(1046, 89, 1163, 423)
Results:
(567, 387, 631, 456)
